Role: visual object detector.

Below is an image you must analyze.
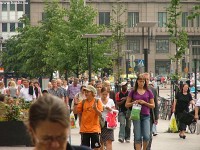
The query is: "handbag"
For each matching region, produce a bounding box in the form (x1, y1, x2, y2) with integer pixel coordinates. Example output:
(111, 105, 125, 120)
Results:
(179, 111, 194, 125)
(106, 110, 118, 129)
(130, 104, 142, 120)
(169, 113, 178, 133)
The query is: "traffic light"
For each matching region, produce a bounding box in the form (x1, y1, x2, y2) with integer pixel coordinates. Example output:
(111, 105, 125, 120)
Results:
(126, 59, 132, 74)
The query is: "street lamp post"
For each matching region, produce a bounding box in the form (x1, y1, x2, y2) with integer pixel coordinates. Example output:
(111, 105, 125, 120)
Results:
(123, 50, 132, 81)
(194, 57, 197, 99)
(0, 37, 3, 51)
(82, 34, 99, 82)
(136, 21, 156, 72)
(192, 45, 200, 99)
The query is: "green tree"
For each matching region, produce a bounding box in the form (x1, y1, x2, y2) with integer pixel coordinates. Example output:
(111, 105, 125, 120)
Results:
(166, 0, 188, 79)
(66, 0, 111, 77)
(2, 0, 111, 78)
(188, 4, 200, 19)
(109, 0, 126, 81)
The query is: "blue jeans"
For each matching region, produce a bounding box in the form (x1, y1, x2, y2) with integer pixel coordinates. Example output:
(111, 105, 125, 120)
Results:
(133, 115, 150, 144)
(118, 112, 131, 140)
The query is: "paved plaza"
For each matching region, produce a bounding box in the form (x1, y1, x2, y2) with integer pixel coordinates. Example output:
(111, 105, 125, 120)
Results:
(0, 85, 200, 150)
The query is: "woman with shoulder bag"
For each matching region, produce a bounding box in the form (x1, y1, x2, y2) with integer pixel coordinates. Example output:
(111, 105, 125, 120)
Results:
(126, 74, 155, 150)
(100, 87, 116, 150)
(172, 83, 195, 139)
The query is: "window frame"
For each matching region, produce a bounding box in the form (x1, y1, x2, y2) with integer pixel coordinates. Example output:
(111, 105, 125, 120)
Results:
(128, 12, 139, 28)
(2, 23, 8, 32)
(127, 39, 140, 54)
(158, 12, 167, 27)
(156, 39, 169, 53)
(182, 12, 189, 27)
(99, 12, 110, 26)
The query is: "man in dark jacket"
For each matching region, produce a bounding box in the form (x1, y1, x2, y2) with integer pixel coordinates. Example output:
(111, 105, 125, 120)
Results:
(143, 73, 159, 150)
(116, 82, 131, 143)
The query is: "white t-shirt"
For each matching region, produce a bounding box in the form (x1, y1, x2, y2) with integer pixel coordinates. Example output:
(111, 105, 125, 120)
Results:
(101, 98, 115, 120)
(19, 87, 36, 102)
(195, 98, 200, 107)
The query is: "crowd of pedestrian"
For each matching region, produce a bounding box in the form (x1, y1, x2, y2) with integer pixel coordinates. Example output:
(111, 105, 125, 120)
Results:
(0, 72, 199, 150)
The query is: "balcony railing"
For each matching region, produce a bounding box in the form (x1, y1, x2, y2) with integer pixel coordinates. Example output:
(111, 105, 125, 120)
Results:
(101, 27, 200, 36)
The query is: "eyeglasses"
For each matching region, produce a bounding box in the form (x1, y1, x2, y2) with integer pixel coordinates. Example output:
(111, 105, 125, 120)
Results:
(35, 135, 67, 145)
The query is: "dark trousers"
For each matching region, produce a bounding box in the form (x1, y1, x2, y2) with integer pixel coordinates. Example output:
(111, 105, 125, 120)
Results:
(176, 112, 187, 131)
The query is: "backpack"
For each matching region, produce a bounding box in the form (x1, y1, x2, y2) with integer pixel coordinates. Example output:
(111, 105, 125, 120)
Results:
(82, 99, 105, 128)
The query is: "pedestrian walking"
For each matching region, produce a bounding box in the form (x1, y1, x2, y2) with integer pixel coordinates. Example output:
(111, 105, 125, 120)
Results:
(172, 83, 195, 139)
(100, 87, 116, 150)
(48, 79, 64, 100)
(143, 73, 159, 150)
(27, 94, 91, 150)
(95, 82, 103, 99)
(72, 85, 86, 126)
(103, 81, 115, 104)
(74, 85, 103, 150)
(67, 78, 81, 111)
(34, 81, 42, 98)
(126, 74, 155, 150)
(19, 79, 36, 102)
(6, 81, 18, 98)
(116, 82, 131, 143)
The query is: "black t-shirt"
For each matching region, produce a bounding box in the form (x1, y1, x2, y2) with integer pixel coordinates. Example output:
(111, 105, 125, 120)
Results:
(118, 91, 129, 112)
(175, 92, 192, 113)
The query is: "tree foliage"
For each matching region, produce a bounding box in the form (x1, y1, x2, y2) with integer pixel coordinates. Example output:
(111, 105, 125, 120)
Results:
(166, 0, 188, 76)
(2, 0, 111, 78)
(108, 0, 127, 81)
(188, 4, 200, 19)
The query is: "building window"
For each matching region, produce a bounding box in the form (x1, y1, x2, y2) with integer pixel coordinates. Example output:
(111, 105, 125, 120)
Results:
(99, 12, 110, 26)
(2, 43, 6, 51)
(42, 12, 47, 21)
(18, 22, 23, 28)
(155, 60, 170, 75)
(192, 40, 200, 55)
(182, 12, 188, 27)
(2, 4, 7, 11)
(10, 23, 15, 32)
(158, 12, 167, 27)
(2, 23, 8, 32)
(196, 15, 200, 27)
(17, 4, 23, 11)
(127, 39, 140, 54)
(128, 12, 139, 27)
(156, 39, 169, 53)
(10, 4, 15, 11)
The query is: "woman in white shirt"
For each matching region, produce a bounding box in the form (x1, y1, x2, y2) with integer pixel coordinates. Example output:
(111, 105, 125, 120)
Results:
(0, 81, 6, 95)
(100, 87, 116, 150)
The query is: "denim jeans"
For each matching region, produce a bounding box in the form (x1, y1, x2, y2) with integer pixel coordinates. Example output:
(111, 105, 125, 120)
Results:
(133, 115, 150, 144)
(118, 111, 131, 140)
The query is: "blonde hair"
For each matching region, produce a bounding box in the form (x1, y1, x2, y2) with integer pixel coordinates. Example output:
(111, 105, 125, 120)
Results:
(0, 81, 4, 88)
(10, 81, 16, 87)
(103, 80, 110, 87)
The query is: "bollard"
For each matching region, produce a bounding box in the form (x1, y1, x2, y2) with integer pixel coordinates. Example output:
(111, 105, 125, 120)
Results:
(157, 86, 159, 97)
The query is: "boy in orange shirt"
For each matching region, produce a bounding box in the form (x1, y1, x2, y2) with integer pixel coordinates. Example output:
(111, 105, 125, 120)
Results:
(74, 85, 103, 150)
